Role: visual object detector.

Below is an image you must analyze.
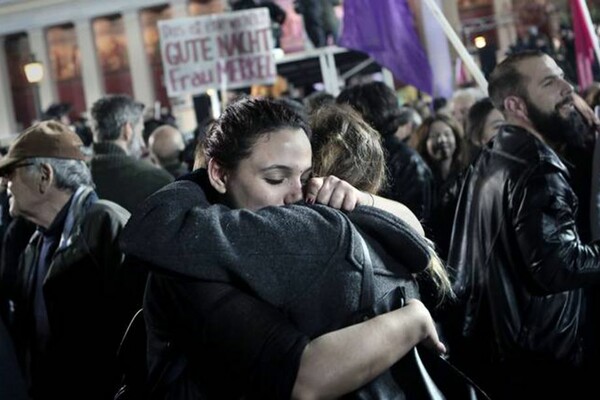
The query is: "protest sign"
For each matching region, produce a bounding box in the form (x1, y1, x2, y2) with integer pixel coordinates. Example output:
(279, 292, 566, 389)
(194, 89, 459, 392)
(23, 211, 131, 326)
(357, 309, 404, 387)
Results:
(159, 8, 276, 97)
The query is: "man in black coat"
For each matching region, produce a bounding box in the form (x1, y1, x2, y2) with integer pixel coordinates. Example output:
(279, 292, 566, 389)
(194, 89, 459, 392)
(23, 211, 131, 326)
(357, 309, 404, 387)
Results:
(0, 121, 139, 399)
(448, 50, 600, 399)
(90, 94, 173, 212)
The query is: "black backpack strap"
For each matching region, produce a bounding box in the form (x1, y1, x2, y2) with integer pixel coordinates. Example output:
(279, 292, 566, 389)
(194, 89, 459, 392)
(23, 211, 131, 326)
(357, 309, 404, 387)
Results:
(148, 346, 189, 397)
(117, 309, 146, 381)
(114, 309, 147, 400)
(115, 308, 192, 400)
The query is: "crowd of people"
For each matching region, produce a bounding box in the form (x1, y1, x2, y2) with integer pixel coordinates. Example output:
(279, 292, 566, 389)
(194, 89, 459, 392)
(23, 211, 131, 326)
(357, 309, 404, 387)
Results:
(1, 48, 600, 400)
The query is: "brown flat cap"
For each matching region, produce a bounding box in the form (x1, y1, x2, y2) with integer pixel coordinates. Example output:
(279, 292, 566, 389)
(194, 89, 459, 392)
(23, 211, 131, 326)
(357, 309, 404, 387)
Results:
(0, 121, 85, 173)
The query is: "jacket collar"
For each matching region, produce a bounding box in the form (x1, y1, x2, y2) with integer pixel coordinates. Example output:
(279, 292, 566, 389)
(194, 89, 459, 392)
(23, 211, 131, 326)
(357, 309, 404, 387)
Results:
(177, 168, 222, 204)
(493, 125, 569, 175)
(42, 194, 73, 239)
(57, 186, 98, 252)
(93, 141, 127, 156)
(27, 186, 98, 284)
(348, 206, 430, 274)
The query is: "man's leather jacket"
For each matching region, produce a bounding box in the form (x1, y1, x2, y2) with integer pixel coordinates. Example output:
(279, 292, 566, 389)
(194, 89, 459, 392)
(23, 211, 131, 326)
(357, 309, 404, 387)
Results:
(448, 125, 600, 366)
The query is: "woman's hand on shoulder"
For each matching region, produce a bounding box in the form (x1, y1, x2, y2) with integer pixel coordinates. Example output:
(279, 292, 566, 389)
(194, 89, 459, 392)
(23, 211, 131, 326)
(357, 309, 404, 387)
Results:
(304, 176, 371, 212)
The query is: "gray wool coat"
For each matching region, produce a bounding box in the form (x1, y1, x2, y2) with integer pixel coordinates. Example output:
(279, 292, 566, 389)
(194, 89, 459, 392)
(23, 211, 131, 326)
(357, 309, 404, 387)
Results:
(121, 170, 431, 336)
(120, 169, 437, 398)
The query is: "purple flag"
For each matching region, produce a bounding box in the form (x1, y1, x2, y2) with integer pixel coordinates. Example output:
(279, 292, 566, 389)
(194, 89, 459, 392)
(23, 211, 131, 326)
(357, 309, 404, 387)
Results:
(339, 0, 433, 94)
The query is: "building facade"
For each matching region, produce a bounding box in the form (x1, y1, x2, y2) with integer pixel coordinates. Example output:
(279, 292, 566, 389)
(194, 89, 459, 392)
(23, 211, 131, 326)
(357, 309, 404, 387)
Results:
(0, 0, 577, 139)
(0, 0, 228, 138)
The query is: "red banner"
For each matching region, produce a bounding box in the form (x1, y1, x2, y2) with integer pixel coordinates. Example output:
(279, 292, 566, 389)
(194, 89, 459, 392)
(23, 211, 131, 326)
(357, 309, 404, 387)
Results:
(570, 0, 596, 91)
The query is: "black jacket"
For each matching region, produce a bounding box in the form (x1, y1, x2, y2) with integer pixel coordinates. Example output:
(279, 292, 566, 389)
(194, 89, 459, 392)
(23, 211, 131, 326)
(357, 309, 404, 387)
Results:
(427, 166, 463, 261)
(12, 187, 141, 400)
(382, 136, 433, 222)
(449, 125, 600, 369)
(91, 142, 173, 212)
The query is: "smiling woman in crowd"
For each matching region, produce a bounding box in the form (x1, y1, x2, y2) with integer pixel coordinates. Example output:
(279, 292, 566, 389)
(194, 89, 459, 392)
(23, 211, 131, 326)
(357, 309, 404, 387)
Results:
(414, 113, 469, 259)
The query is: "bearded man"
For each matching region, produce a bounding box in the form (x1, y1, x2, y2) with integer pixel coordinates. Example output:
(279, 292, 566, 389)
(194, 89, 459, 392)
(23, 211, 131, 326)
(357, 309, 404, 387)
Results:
(447, 50, 600, 399)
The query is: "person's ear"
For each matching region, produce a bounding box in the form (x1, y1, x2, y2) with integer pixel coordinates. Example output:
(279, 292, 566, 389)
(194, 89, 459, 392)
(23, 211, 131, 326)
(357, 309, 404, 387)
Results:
(504, 96, 528, 120)
(38, 163, 53, 194)
(207, 158, 228, 194)
(121, 122, 133, 142)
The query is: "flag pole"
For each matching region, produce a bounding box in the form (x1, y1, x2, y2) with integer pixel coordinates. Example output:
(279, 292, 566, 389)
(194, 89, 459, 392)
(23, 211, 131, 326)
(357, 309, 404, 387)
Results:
(220, 69, 228, 111)
(421, 0, 488, 94)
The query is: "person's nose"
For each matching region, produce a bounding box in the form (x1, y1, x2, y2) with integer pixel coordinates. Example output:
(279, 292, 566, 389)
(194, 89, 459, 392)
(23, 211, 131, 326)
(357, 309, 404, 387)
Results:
(284, 179, 304, 205)
(559, 78, 574, 96)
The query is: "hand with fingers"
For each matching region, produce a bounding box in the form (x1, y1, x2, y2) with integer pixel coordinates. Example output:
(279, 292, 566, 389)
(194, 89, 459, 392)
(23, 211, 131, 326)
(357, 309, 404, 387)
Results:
(304, 176, 372, 212)
(574, 93, 600, 129)
(404, 298, 446, 355)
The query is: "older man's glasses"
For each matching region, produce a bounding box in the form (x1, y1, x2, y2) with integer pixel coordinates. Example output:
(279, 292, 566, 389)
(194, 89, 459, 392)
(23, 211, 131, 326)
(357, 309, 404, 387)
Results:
(0, 162, 34, 179)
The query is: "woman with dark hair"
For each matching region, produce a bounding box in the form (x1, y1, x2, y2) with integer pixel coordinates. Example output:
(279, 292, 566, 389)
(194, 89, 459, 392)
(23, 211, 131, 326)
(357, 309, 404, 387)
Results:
(464, 98, 504, 161)
(121, 97, 453, 399)
(414, 114, 469, 259)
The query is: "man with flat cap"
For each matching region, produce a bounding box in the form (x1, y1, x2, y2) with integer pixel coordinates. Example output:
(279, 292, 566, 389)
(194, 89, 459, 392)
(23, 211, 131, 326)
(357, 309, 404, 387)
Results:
(0, 121, 142, 400)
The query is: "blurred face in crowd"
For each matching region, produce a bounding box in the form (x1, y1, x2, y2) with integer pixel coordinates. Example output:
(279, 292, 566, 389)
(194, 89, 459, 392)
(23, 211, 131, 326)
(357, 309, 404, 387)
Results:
(426, 121, 456, 162)
(518, 55, 585, 147)
(128, 117, 146, 159)
(452, 97, 474, 128)
(395, 122, 413, 142)
(59, 115, 71, 126)
(215, 128, 312, 211)
(481, 109, 505, 144)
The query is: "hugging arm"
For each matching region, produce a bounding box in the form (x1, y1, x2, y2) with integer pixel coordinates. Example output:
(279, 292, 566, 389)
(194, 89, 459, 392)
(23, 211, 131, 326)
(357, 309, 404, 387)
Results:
(152, 276, 443, 400)
(292, 298, 444, 399)
(304, 176, 424, 236)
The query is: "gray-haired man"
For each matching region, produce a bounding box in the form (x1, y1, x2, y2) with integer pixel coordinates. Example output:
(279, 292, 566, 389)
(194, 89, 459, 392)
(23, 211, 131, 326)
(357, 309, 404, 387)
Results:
(0, 121, 142, 400)
(90, 94, 173, 212)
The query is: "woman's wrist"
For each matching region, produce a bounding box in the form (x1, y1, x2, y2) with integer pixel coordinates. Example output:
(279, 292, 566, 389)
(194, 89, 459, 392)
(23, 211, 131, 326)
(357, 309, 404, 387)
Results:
(361, 191, 375, 207)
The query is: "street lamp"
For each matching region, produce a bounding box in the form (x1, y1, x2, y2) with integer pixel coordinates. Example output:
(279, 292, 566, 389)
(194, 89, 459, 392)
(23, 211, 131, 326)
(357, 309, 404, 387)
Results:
(474, 36, 487, 49)
(24, 54, 44, 121)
